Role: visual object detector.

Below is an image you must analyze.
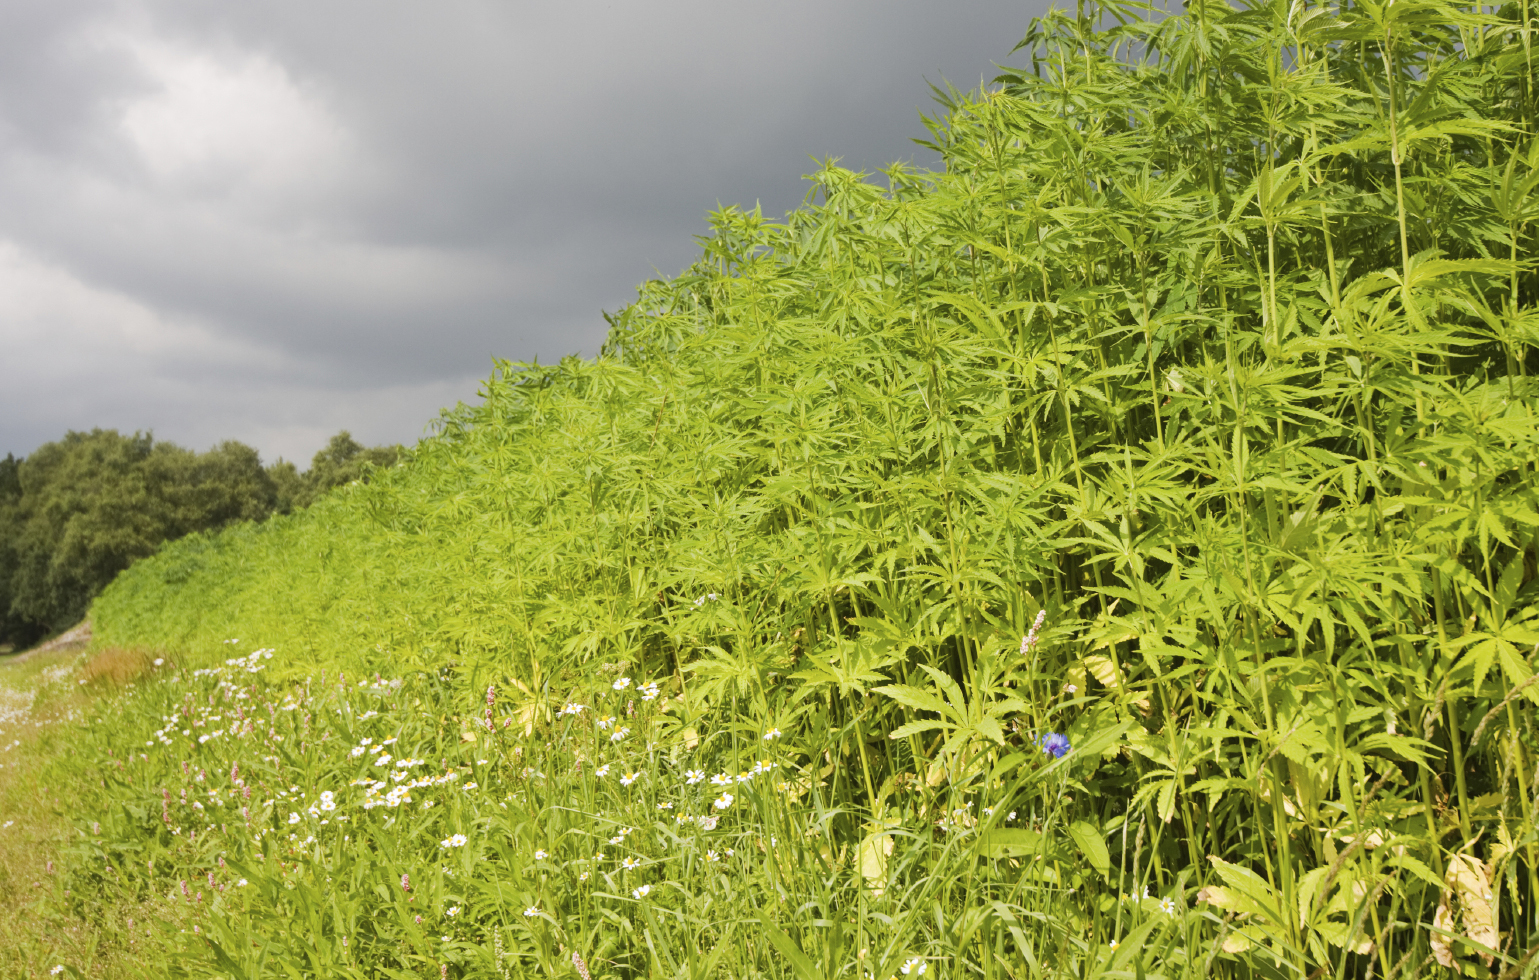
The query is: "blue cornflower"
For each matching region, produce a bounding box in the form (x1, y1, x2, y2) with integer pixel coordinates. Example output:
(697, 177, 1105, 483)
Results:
(1040, 732, 1071, 758)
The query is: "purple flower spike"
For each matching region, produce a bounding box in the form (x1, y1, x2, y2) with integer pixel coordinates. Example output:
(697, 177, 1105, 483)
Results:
(1040, 732, 1071, 758)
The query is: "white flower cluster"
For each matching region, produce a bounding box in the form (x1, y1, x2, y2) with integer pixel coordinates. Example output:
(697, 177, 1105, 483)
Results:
(356, 677, 404, 692)
(194, 649, 275, 680)
(360, 768, 460, 810)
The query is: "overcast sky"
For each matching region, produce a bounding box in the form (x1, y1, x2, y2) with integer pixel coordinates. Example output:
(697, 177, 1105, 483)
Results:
(2, 0, 1041, 466)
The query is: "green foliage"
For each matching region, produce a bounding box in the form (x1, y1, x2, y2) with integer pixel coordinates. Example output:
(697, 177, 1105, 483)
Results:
(270, 431, 401, 514)
(83, 0, 1539, 976)
(0, 430, 399, 646)
(0, 431, 275, 643)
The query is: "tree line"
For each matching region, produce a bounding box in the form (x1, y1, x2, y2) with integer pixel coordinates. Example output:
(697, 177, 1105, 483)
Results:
(0, 429, 398, 648)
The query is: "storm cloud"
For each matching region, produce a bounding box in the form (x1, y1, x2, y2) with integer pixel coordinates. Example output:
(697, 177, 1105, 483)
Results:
(1, 0, 1040, 464)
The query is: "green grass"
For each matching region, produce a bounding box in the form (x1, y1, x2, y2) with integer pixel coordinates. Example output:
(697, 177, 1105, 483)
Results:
(8, 0, 1539, 975)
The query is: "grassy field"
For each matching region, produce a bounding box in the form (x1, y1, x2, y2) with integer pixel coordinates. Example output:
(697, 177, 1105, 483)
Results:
(5, 0, 1539, 976)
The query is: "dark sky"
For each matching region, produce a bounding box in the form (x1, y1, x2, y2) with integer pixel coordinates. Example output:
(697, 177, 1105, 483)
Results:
(2, 0, 1043, 465)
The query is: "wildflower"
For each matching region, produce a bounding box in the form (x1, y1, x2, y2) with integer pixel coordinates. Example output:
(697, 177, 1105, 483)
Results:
(594, 764, 611, 778)
(1063, 683, 1078, 695)
(713, 793, 733, 810)
(900, 958, 928, 975)
(706, 849, 719, 862)
(579, 871, 590, 881)
(51, 967, 65, 976)
(463, 782, 478, 790)
(533, 849, 548, 860)
(596, 715, 615, 730)
(237, 878, 248, 886)
(350, 746, 366, 757)
(613, 677, 631, 691)
(685, 769, 705, 785)
(1109, 939, 1120, 950)
(559, 702, 585, 717)
(445, 906, 460, 917)
(621, 857, 641, 870)
(620, 771, 642, 786)
(1160, 896, 1177, 916)
(1021, 609, 1047, 656)
(441, 834, 468, 848)
(698, 815, 718, 830)
(632, 884, 651, 899)
(153, 658, 165, 666)
(709, 773, 731, 787)
(1039, 732, 1071, 759)
(523, 906, 540, 917)
(983, 806, 995, 817)
(609, 835, 626, 845)
(1007, 811, 1017, 821)
(375, 754, 393, 767)
(763, 728, 781, 741)
(288, 812, 300, 825)
(640, 682, 660, 701)
(657, 802, 673, 810)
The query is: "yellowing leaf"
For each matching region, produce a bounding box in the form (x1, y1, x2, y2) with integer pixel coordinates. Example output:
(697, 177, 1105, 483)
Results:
(1432, 854, 1497, 968)
(858, 832, 893, 893)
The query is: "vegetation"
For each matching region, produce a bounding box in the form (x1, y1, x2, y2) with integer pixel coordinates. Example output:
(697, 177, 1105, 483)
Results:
(7, 0, 1539, 975)
(0, 431, 398, 649)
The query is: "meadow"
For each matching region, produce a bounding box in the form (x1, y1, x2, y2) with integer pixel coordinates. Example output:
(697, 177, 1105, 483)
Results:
(3, 0, 1538, 975)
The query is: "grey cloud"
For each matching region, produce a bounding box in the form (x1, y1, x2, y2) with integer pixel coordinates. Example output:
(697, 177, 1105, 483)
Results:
(2, 0, 1041, 464)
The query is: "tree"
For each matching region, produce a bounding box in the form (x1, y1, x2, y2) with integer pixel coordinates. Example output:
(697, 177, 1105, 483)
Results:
(0, 428, 401, 645)
(289, 431, 400, 510)
(0, 431, 279, 642)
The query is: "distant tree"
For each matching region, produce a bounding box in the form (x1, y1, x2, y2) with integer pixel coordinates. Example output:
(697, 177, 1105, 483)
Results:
(0, 454, 19, 499)
(0, 428, 401, 645)
(292, 431, 400, 510)
(266, 458, 305, 515)
(0, 454, 25, 645)
(0, 431, 279, 642)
